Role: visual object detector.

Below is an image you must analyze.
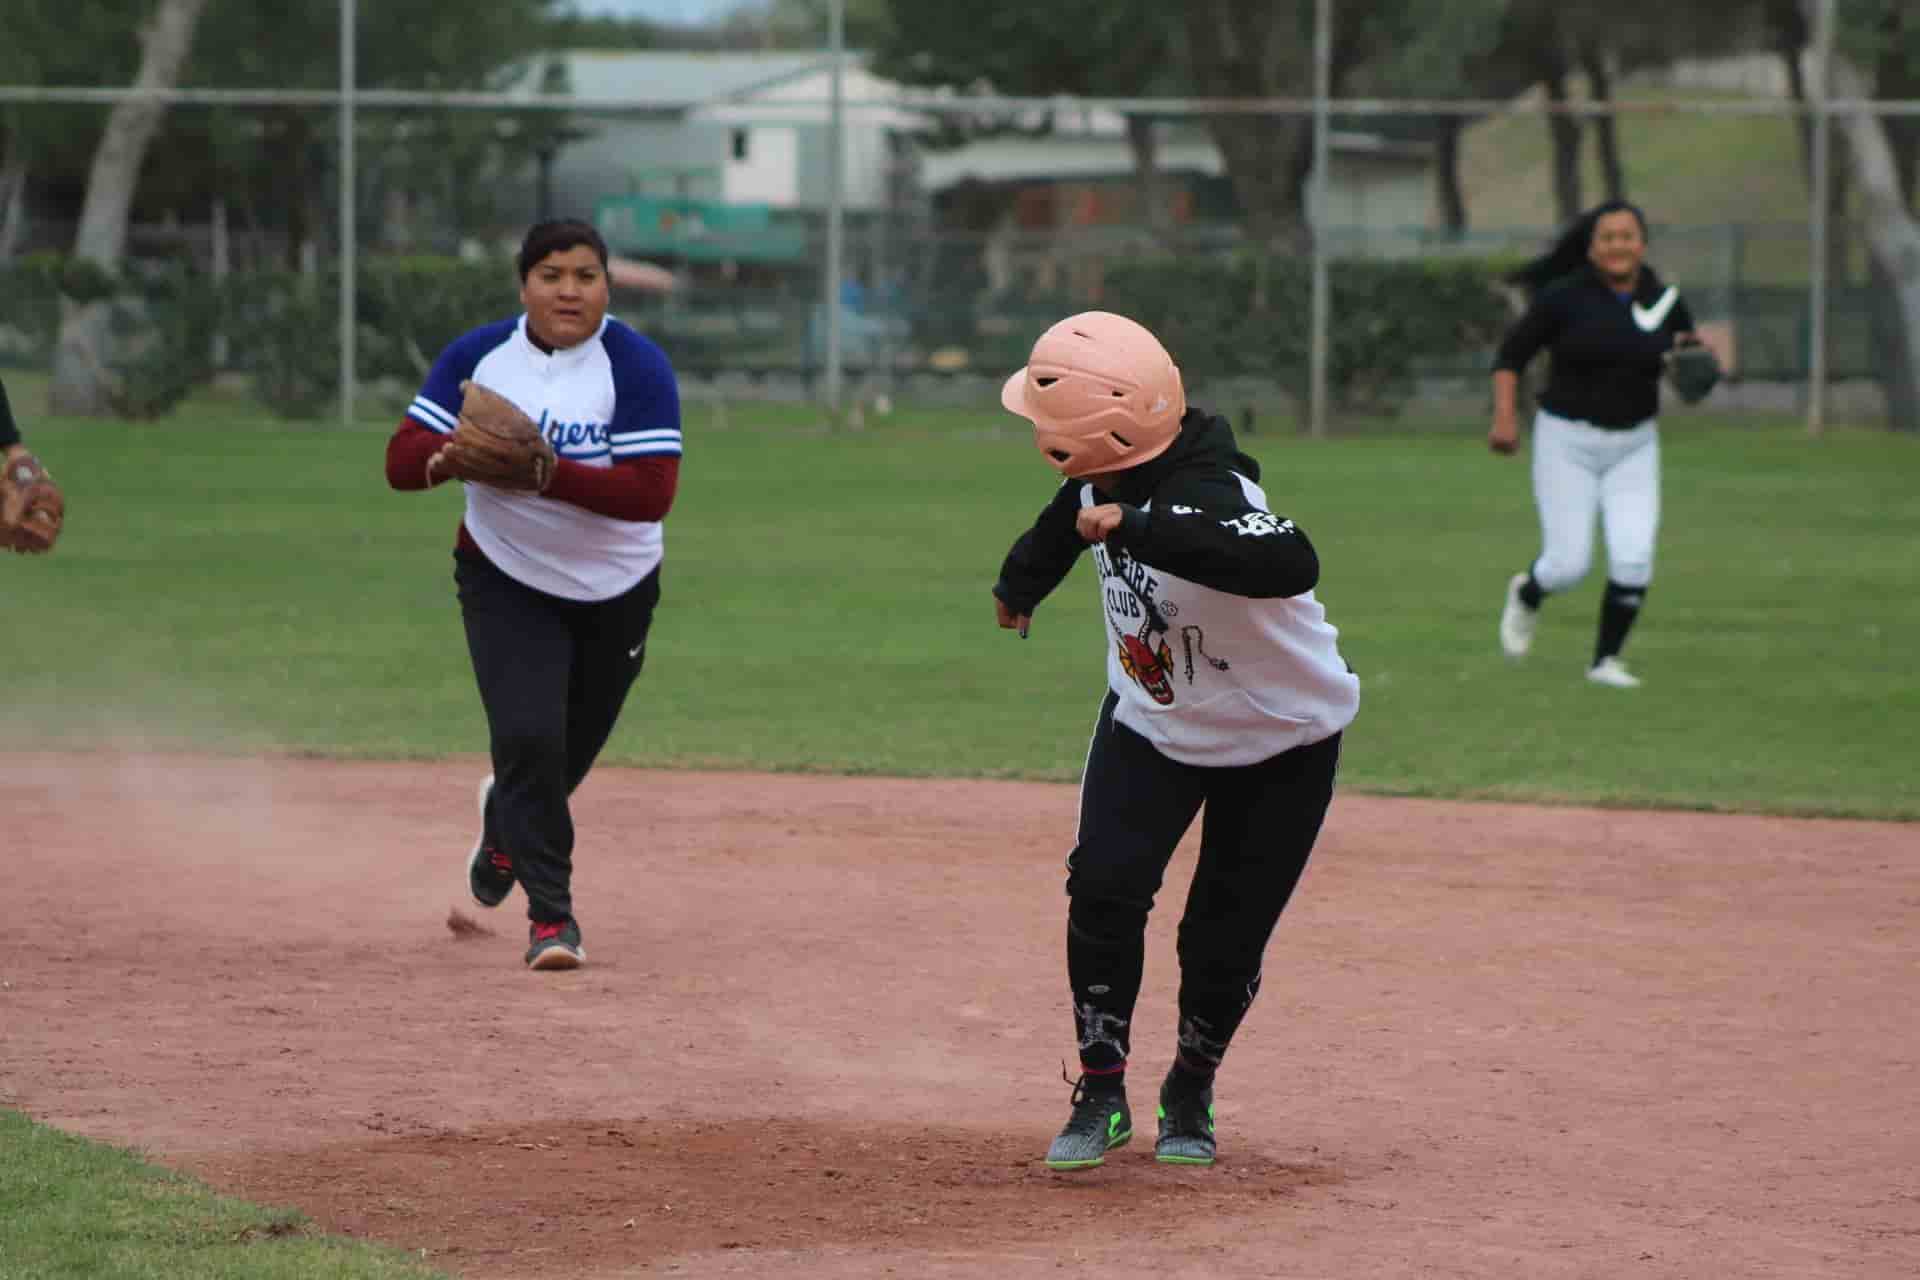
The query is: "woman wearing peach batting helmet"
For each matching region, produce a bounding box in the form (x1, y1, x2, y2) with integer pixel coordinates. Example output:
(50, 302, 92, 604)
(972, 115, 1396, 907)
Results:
(1000, 310, 1186, 479)
(990, 310, 1360, 1172)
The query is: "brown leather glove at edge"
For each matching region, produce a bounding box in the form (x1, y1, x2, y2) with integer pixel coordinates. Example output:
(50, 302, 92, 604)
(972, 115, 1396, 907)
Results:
(432, 381, 557, 492)
(2, 449, 64, 553)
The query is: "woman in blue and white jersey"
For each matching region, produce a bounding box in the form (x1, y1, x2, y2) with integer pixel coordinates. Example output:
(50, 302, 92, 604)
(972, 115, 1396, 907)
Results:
(386, 219, 682, 971)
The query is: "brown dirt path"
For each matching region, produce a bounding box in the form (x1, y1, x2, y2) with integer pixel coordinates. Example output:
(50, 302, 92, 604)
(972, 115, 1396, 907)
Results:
(2, 752, 1916, 1278)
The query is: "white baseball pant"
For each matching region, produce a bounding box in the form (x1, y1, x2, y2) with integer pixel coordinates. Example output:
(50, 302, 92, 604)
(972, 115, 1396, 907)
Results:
(1529, 409, 1660, 592)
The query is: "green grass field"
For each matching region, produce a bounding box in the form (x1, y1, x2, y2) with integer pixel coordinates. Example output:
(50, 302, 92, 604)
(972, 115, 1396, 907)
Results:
(9, 380, 1918, 819)
(0, 1111, 444, 1279)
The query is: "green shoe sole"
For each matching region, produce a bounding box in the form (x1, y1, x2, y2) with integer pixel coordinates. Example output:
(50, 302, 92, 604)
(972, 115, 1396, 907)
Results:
(1155, 1152, 1216, 1166)
(1045, 1129, 1133, 1171)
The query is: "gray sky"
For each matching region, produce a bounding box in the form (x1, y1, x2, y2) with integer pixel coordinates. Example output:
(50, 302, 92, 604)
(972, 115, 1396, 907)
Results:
(566, 0, 744, 24)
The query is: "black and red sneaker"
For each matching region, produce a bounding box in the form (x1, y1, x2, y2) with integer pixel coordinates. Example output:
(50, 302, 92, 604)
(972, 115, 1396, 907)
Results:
(467, 775, 515, 909)
(525, 918, 585, 970)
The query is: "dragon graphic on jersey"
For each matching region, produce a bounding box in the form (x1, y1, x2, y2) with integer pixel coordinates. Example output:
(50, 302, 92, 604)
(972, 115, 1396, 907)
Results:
(1097, 543, 1177, 704)
(1117, 626, 1177, 705)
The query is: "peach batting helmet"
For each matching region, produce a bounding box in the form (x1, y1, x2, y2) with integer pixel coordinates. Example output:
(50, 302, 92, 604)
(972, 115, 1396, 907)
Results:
(1000, 311, 1186, 478)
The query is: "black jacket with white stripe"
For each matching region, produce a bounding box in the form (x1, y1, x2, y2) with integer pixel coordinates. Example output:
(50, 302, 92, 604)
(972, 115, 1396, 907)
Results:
(0, 375, 21, 449)
(1494, 264, 1696, 430)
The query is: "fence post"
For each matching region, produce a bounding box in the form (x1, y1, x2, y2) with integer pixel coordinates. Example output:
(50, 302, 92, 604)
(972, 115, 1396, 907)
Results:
(337, 0, 357, 426)
(1807, 0, 1834, 437)
(1308, 0, 1332, 439)
(822, 0, 845, 419)
(212, 198, 229, 371)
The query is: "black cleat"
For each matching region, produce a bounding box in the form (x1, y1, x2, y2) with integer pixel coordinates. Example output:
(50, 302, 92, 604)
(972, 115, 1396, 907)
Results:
(466, 775, 515, 909)
(525, 918, 585, 970)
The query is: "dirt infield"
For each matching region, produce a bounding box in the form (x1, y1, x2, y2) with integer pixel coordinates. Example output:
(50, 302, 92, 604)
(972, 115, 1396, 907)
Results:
(3, 752, 1916, 1278)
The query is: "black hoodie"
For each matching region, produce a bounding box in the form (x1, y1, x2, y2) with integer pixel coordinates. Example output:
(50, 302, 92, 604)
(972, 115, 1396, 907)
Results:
(993, 408, 1319, 617)
(992, 407, 1358, 767)
(1493, 264, 1695, 429)
(0, 376, 20, 450)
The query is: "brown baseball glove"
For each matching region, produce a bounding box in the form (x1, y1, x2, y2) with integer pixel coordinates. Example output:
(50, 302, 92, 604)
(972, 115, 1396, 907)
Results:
(432, 380, 556, 492)
(2, 448, 64, 554)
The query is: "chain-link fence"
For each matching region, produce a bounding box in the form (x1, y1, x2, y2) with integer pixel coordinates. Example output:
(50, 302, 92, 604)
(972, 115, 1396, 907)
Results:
(1, 0, 1914, 430)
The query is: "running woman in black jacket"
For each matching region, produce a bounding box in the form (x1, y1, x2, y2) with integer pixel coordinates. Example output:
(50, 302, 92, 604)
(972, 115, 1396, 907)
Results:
(993, 312, 1360, 1170)
(1490, 200, 1710, 688)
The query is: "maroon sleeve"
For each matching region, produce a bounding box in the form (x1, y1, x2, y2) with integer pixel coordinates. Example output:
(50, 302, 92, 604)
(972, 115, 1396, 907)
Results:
(544, 455, 679, 523)
(388, 418, 678, 521)
(386, 420, 451, 491)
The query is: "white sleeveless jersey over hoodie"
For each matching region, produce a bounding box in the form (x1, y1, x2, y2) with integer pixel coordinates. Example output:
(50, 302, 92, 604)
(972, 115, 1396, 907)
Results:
(995, 410, 1359, 769)
(1080, 476, 1357, 766)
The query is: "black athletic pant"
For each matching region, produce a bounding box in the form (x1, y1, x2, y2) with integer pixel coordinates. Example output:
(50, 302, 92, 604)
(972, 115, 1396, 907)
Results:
(455, 549, 659, 925)
(1065, 691, 1341, 1081)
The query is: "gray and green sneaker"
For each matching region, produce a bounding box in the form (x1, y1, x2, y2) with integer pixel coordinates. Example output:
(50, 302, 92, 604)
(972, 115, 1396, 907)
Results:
(1045, 1079, 1132, 1171)
(1155, 1075, 1216, 1166)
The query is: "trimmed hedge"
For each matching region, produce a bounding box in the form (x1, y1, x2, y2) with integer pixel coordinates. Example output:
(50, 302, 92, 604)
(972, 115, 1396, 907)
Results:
(1099, 253, 1519, 410)
(0, 250, 1523, 418)
(0, 253, 519, 420)
(107, 263, 225, 420)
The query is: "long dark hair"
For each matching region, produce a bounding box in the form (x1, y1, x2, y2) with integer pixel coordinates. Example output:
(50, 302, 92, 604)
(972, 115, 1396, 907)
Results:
(1508, 199, 1651, 296)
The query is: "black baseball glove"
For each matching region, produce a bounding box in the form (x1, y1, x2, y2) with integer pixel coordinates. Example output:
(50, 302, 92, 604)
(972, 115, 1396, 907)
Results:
(1666, 342, 1722, 405)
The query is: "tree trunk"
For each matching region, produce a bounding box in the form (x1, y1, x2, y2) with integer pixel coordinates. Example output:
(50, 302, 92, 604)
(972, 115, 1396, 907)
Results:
(275, 108, 316, 271)
(49, 0, 210, 416)
(1773, 7, 1849, 298)
(1543, 60, 1584, 224)
(1856, 9, 1920, 427)
(0, 134, 25, 262)
(1180, 0, 1313, 309)
(1866, 253, 1919, 430)
(1770, 1, 1812, 178)
(536, 148, 556, 223)
(1435, 116, 1468, 238)
(1197, 119, 1312, 306)
(1874, 11, 1920, 208)
(1815, 40, 1920, 431)
(1582, 44, 1625, 200)
(1887, 118, 1920, 209)
(1122, 114, 1166, 236)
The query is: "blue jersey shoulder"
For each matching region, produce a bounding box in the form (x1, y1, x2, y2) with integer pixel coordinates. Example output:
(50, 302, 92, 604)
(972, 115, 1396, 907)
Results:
(601, 319, 682, 450)
(409, 318, 518, 433)
(600, 319, 675, 382)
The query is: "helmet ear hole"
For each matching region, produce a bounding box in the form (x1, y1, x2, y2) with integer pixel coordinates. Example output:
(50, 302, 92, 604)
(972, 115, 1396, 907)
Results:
(1035, 376, 1059, 387)
(1110, 432, 1132, 447)
(1048, 449, 1071, 463)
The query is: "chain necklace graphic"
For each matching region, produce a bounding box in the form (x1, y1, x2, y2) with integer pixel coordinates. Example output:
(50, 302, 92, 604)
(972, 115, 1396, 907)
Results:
(1180, 626, 1231, 683)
